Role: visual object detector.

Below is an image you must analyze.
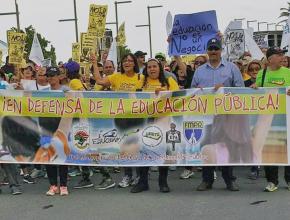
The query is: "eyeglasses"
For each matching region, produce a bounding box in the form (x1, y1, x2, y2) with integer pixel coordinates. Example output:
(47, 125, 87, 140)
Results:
(208, 46, 221, 51)
(123, 59, 134, 63)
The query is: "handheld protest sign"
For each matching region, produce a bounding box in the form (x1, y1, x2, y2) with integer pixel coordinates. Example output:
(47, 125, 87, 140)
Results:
(168, 10, 219, 56)
(72, 43, 81, 63)
(81, 32, 97, 62)
(224, 29, 245, 61)
(8, 32, 27, 65)
(117, 22, 126, 47)
(88, 4, 108, 38)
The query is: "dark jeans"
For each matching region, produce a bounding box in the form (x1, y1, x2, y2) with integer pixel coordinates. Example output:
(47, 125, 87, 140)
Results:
(264, 166, 290, 185)
(202, 166, 235, 186)
(82, 166, 111, 180)
(46, 165, 68, 187)
(139, 167, 168, 187)
(124, 167, 140, 178)
(1, 164, 19, 187)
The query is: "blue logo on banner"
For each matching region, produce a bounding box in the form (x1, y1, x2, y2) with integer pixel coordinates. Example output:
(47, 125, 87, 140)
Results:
(183, 121, 204, 145)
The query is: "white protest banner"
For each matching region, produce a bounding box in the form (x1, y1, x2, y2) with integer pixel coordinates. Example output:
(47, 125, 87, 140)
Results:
(107, 38, 117, 67)
(166, 11, 173, 36)
(253, 34, 268, 48)
(168, 10, 219, 56)
(281, 16, 290, 56)
(225, 29, 245, 61)
(29, 33, 44, 66)
(244, 29, 264, 60)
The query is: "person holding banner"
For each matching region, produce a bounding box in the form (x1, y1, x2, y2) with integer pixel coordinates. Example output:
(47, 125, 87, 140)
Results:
(130, 58, 179, 193)
(191, 38, 246, 191)
(255, 47, 290, 192)
(92, 53, 144, 188)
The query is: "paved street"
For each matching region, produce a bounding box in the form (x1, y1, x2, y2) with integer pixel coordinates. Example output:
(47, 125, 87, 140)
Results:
(0, 167, 290, 220)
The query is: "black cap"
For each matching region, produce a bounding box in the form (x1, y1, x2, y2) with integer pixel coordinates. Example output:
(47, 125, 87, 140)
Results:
(266, 47, 288, 59)
(207, 38, 222, 50)
(134, 51, 147, 57)
(46, 67, 60, 77)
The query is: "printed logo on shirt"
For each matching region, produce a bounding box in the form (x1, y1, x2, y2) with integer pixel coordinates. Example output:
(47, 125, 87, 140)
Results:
(119, 83, 138, 91)
(142, 126, 163, 147)
(268, 79, 285, 86)
(183, 121, 204, 145)
(73, 124, 90, 151)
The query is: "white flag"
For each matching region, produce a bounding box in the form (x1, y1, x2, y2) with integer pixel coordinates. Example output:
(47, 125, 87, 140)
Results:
(166, 11, 173, 36)
(107, 38, 117, 68)
(244, 29, 264, 60)
(281, 16, 290, 56)
(29, 33, 44, 66)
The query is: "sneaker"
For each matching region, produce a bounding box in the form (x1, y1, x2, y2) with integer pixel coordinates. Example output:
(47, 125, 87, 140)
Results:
(68, 168, 81, 177)
(226, 182, 239, 191)
(196, 182, 212, 191)
(23, 174, 35, 184)
(95, 178, 116, 190)
(287, 182, 290, 191)
(46, 185, 59, 196)
(1, 177, 9, 185)
(264, 182, 278, 192)
(131, 183, 149, 193)
(118, 176, 133, 188)
(30, 169, 45, 179)
(180, 169, 195, 179)
(131, 176, 140, 186)
(89, 169, 94, 177)
(60, 186, 69, 196)
(74, 179, 94, 189)
(20, 169, 24, 176)
(11, 185, 22, 195)
(214, 171, 217, 180)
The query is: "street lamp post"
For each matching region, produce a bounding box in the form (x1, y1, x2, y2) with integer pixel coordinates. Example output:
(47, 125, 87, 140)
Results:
(258, 22, 267, 32)
(247, 20, 257, 29)
(136, 5, 163, 58)
(267, 23, 276, 31)
(0, 0, 20, 31)
(59, 0, 79, 42)
(106, 1, 132, 35)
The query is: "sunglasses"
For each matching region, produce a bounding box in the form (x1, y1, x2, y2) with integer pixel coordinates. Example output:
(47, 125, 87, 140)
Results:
(208, 46, 221, 51)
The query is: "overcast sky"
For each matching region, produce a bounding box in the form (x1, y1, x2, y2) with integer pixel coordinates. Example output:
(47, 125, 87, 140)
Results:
(0, 0, 288, 62)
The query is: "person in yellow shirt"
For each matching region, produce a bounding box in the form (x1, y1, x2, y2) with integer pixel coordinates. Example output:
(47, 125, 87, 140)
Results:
(64, 61, 87, 91)
(92, 53, 144, 92)
(131, 58, 179, 194)
(91, 53, 143, 188)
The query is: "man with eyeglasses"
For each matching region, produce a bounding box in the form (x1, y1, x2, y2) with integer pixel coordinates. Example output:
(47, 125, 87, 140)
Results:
(191, 38, 244, 191)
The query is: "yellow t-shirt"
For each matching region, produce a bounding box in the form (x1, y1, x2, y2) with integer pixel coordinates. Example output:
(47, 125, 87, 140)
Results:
(143, 77, 179, 92)
(107, 72, 144, 91)
(69, 79, 85, 91)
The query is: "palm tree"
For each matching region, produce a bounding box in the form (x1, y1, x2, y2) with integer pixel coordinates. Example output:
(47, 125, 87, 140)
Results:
(279, 2, 290, 24)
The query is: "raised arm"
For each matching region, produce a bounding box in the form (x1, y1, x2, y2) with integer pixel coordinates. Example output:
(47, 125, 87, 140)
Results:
(90, 53, 111, 87)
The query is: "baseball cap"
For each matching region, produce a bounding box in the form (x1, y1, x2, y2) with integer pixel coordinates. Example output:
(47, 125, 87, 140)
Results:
(155, 52, 166, 61)
(46, 67, 60, 77)
(20, 62, 35, 71)
(64, 61, 80, 74)
(266, 47, 288, 59)
(134, 51, 147, 57)
(207, 38, 222, 50)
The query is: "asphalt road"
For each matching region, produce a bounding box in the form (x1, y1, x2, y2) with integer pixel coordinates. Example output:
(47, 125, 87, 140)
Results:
(0, 167, 290, 220)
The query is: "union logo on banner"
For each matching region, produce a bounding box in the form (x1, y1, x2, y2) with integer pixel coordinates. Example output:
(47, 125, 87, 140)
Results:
(183, 121, 204, 145)
(73, 124, 90, 151)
